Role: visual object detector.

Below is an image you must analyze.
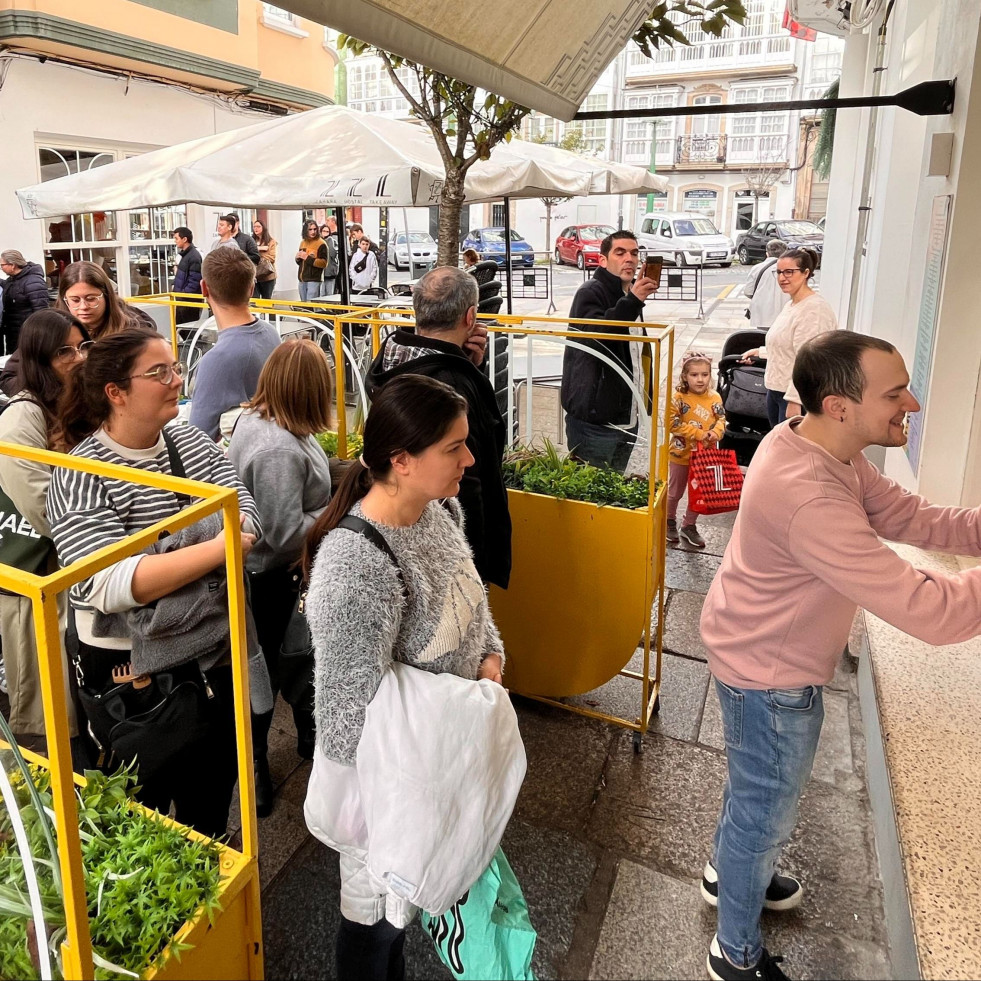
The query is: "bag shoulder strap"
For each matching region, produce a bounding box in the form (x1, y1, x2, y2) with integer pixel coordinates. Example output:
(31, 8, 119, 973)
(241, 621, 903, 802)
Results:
(336, 514, 407, 599)
(160, 428, 192, 508)
(0, 396, 42, 417)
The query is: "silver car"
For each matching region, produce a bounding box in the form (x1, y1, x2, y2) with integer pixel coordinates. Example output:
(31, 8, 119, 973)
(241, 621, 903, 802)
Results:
(637, 212, 734, 267)
(390, 230, 437, 271)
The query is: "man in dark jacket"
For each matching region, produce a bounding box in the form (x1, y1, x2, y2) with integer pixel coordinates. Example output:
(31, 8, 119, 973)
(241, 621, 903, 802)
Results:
(560, 230, 658, 472)
(0, 250, 49, 355)
(229, 214, 260, 266)
(172, 226, 203, 324)
(365, 266, 511, 589)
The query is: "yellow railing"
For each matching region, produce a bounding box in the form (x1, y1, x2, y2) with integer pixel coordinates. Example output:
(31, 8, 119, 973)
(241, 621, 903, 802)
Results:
(0, 443, 261, 980)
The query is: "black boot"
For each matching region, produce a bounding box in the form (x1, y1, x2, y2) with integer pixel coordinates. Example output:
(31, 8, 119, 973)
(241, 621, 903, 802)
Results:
(254, 753, 273, 818)
(336, 916, 406, 981)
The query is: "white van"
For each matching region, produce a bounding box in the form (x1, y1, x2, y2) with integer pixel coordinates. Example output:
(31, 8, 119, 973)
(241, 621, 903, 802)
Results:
(637, 212, 734, 267)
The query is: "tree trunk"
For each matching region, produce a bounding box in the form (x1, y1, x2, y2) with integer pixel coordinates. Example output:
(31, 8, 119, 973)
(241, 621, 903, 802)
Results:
(544, 204, 553, 259)
(437, 168, 466, 267)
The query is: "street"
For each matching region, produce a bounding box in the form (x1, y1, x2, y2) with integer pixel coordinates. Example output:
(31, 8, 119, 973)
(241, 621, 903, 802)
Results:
(382, 258, 822, 321)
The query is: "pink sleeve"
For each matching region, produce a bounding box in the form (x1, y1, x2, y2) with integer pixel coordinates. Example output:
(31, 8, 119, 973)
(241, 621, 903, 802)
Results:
(788, 497, 981, 646)
(858, 455, 981, 555)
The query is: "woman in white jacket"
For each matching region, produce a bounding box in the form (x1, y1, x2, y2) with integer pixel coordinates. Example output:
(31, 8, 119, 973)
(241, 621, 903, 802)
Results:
(349, 237, 379, 293)
(302, 374, 504, 981)
(740, 247, 838, 425)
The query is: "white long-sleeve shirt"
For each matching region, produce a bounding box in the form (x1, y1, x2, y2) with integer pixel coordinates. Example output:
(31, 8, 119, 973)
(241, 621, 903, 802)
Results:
(758, 291, 838, 403)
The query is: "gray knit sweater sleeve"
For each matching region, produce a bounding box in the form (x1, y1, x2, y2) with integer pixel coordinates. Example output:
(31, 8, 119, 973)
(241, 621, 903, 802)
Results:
(306, 499, 505, 766)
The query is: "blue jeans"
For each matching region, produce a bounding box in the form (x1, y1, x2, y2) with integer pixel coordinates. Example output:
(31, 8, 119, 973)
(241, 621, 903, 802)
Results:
(565, 416, 637, 473)
(298, 280, 321, 302)
(319, 277, 336, 297)
(765, 389, 788, 428)
(712, 680, 824, 967)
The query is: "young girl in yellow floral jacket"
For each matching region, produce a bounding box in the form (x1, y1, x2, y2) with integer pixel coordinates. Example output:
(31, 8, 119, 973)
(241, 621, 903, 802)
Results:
(667, 351, 726, 548)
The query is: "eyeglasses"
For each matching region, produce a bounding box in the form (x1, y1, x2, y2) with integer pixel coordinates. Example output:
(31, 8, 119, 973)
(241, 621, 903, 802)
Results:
(129, 362, 186, 385)
(54, 341, 95, 363)
(776, 267, 804, 278)
(64, 292, 105, 307)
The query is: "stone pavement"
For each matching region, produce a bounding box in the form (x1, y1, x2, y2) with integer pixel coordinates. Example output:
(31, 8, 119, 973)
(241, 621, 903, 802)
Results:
(255, 308, 891, 981)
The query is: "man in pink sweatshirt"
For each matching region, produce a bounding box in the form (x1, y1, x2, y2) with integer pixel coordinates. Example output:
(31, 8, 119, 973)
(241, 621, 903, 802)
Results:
(699, 331, 981, 981)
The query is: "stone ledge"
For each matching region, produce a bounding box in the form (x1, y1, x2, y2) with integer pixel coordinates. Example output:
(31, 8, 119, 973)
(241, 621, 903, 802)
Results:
(861, 542, 981, 980)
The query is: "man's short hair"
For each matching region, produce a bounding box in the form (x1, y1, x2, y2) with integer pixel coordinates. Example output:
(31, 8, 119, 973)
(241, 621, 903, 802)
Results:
(218, 213, 237, 226)
(793, 332, 898, 414)
(600, 230, 638, 257)
(765, 239, 787, 258)
(202, 247, 255, 305)
(413, 266, 479, 332)
(174, 226, 193, 244)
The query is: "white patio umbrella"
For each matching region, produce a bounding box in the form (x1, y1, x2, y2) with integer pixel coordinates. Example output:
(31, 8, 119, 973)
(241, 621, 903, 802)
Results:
(16, 104, 665, 217)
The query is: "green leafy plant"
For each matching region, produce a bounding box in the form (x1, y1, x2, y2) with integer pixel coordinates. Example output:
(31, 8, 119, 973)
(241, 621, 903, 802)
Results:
(503, 441, 658, 509)
(0, 753, 223, 980)
(315, 430, 364, 457)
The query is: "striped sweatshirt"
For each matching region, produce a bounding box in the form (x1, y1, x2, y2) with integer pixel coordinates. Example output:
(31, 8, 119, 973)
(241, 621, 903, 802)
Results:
(48, 424, 259, 648)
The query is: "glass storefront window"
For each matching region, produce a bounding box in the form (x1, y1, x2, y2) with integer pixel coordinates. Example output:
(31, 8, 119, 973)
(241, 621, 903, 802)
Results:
(38, 145, 187, 296)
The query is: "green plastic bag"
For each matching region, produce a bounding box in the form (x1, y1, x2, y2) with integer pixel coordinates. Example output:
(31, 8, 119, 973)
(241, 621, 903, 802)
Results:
(421, 847, 537, 981)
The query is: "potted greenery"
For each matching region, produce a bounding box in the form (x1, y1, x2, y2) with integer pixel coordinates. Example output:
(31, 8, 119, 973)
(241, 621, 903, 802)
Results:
(489, 442, 664, 699)
(0, 726, 253, 981)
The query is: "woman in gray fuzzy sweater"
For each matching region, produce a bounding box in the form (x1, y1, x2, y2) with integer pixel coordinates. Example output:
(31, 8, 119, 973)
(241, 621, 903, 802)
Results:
(302, 374, 505, 981)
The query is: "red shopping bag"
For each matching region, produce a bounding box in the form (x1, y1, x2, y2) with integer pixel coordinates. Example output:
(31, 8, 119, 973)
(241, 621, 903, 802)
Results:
(687, 442, 743, 515)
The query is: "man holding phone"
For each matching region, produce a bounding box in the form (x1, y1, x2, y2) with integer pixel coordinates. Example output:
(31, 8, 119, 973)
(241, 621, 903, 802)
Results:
(561, 230, 659, 471)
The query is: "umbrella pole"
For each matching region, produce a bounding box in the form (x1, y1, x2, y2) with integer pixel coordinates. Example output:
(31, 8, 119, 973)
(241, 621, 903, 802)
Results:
(335, 206, 349, 305)
(503, 197, 513, 315)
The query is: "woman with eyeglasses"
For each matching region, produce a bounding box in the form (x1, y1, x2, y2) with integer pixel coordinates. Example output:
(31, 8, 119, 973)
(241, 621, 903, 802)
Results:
(739, 247, 838, 425)
(0, 260, 155, 397)
(0, 309, 91, 755)
(48, 327, 261, 837)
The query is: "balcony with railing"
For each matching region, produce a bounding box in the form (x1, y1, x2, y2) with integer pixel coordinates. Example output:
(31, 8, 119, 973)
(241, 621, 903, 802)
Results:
(626, 34, 793, 78)
(663, 133, 789, 168)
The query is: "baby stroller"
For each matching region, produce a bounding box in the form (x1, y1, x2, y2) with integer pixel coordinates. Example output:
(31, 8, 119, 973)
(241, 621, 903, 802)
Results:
(716, 329, 771, 466)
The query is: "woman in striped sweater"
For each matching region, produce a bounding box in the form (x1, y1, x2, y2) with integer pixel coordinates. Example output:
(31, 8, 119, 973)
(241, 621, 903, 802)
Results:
(48, 327, 261, 837)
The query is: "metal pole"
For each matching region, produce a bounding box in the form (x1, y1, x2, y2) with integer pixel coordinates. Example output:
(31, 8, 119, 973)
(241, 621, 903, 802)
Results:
(503, 197, 513, 315)
(334, 206, 349, 305)
(845, 16, 890, 331)
(646, 120, 658, 214)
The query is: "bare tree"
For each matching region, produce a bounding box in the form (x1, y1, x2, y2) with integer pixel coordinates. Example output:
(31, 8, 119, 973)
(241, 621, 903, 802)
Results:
(743, 138, 791, 225)
(338, 2, 746, 266)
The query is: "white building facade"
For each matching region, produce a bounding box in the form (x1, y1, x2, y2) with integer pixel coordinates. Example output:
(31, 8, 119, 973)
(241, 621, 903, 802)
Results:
(512, 0, 843, 250)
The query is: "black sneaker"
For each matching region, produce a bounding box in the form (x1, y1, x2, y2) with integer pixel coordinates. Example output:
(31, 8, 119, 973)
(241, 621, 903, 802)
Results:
(701, 861, 803, 911)
(707, 935, 790, 981)
(666, 518, 680, 543)
(680, 524, 706, 548)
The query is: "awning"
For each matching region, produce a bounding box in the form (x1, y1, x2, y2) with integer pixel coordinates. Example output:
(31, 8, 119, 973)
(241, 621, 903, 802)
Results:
(277, 0, 656, 121)
(16, 105, 665, 217)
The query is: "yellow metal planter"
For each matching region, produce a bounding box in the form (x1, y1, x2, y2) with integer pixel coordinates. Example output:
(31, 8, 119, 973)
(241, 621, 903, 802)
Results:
(0, 441, 263, 980)
(491, 489, 659, 697)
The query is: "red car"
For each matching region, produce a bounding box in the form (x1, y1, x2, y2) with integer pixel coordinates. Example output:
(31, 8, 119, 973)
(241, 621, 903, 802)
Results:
(554, 224, 616, 269)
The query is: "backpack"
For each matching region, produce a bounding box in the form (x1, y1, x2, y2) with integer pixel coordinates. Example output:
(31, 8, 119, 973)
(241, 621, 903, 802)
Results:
(325, 236, 340, 279)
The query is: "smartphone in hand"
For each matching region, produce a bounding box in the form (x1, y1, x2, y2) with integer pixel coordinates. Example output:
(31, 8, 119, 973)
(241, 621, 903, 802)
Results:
(643, 255, 663, 290)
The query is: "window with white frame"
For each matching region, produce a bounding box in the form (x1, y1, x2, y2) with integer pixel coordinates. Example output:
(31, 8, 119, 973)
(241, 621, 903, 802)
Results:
(521, 113, 556, 144)
(38, 145, 185, 296)
(580, 94, 609, 153)
(728, 86, 790, 161)
(262, 4, 297, 25)
(623, 90, 677, 163)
